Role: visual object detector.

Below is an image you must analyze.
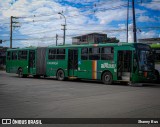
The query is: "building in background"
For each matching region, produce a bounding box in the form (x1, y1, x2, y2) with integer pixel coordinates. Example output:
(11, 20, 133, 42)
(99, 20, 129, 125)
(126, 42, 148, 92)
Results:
(72, 33, 119, 45)
(138, 38, 160, 44)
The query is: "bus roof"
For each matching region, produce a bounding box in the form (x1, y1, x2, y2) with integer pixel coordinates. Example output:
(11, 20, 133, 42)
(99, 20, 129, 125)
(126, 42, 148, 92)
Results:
(48, 42, 138, 48)
(7, 47, 38, 51)
(6, 42, 149, 51)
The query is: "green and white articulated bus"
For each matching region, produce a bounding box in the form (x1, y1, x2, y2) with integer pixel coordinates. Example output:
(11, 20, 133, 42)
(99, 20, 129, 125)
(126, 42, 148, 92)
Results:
(6, 43, 157, 85)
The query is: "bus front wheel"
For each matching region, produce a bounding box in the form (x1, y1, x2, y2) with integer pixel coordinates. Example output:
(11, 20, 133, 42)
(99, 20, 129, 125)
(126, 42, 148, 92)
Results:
(57, 70, 65, 81)
(33, 75, 40, 78)
(102, 71, 113, 85)
(154, 70, 160, 83)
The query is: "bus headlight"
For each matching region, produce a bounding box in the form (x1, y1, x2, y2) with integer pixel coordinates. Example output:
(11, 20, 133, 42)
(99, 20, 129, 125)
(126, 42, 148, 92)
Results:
(139, 71, 142, 73)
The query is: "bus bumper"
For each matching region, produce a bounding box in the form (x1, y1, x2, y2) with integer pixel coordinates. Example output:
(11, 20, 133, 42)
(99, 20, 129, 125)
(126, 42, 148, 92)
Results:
(131, 71, 157, 83)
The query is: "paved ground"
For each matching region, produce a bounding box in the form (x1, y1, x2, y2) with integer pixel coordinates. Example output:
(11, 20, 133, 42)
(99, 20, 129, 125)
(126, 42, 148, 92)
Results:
(0, 71, 160, 126)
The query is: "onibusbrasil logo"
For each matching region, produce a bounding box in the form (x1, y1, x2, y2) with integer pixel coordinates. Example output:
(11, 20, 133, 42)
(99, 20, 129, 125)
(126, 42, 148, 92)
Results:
(1, 119, 42, 125)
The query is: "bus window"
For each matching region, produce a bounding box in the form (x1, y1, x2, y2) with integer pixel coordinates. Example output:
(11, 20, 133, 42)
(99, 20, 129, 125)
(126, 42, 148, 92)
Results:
(12, 51, 17, 60)
(138, 50, 154, 71)
(81, 48, 88, 60)
(7, 51, 11, 60)
(155, 49, 160, 62)
(133, 51, 138, 73)
(18, 50, 27, 60)
(48, 48, 65, 60)
(48, 49, 56, 60)
(101, 47, 114, 60)
(56, 49, 65, 60)
(89, 47, 100, 60)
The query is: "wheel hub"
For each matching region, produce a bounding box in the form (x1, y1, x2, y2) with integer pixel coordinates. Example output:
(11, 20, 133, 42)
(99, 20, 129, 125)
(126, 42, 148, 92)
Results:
(105, 75, 110, 81)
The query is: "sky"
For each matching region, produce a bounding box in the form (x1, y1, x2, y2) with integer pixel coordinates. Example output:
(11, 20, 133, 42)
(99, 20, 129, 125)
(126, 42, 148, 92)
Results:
(0, 0, 160, 48)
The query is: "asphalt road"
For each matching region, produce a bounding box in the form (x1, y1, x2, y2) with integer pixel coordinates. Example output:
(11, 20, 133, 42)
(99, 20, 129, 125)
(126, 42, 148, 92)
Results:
(0, 71, 160, 126)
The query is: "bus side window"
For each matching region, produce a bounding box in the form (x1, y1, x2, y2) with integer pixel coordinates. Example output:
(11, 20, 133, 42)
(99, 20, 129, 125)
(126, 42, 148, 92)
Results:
(133, 51, 137, 73)
(18, 50, 27, 60)
(89, 47, 100, 60)
(155, 49, 160, 62)
(101, 47, 114, 60)
(12, 51, 17, 60)
(48, 49, 56, 60)
(81, 48, 88, 60)
(7, 52, 11, 60)
(56, 49, 65, 60)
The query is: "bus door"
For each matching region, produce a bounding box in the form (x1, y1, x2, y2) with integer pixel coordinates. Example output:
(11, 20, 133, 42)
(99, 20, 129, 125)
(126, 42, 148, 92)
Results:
(117, 50, 132, 81)
(29, 50, 36, 75)
(68, 49, 78, 77)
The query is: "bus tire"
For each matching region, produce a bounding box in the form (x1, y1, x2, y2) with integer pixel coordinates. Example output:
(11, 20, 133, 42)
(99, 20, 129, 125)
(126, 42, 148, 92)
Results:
(57, 69, 65, 81)
(102, 71, 113, 85)
(33, 75, 40, 78)
(155, 70, 159, 83)
(18, 68, 24, 78)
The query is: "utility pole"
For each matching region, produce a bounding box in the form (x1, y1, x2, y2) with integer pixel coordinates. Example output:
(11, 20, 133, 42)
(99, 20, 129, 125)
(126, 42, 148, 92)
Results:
(58, 12, 66, 45)
(61, 24, 66, 45)
(132, 0, 137, 43)
(126, 0, 129, 43)
(10, 16, 13, 48)
(56, 34, 58, 46)
(10, 16, 20, 48)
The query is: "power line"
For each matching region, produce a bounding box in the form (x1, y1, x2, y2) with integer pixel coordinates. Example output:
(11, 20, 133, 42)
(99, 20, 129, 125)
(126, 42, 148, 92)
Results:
(19, 28, 60, 35)
(3, 36, 56, 42)
(2, 1, 159, 26)
(14, 1, 117, 19)
(10, 0, 154, 20)
(16, 3, 128, 23)
(2, 26, 159, 42)
(17, 16, 60, 23)
(66, 4, 128, 18)
(0, 3, 128, 27)
(0, 0, 159, 22)
(1, 26, 159, 38)
(15, 0, 159, 19)
(138, 26, 160, 29)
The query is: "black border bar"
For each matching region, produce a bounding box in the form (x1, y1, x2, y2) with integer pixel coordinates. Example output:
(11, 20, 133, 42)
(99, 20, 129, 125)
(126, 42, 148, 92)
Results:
(0, 118, 160, 124)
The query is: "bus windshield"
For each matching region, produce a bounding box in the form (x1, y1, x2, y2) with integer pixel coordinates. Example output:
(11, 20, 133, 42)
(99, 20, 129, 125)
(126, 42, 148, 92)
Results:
(138, 49, 154, 71)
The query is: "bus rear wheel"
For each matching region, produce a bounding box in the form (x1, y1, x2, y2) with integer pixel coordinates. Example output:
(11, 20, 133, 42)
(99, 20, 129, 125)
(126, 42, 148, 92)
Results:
(18, 68, 26, 78)
(102, 71, 113, 85)
(57, 70, 65, 81)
